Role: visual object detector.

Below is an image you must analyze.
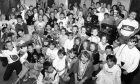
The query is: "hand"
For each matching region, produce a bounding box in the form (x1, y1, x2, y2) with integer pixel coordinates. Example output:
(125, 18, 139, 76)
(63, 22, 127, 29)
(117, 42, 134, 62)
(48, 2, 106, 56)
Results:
(123, 70, 128, 75)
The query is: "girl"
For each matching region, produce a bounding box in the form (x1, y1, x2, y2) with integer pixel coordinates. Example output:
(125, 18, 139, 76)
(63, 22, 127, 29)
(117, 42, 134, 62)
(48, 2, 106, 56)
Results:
(59, 28, 68, 47)
(78, 26, 89, 41)
(34, 15, 46, 35)
(70, 51, 94, 84)
(88, 28, 100, 44)
(72, 25, 78, 38)
(9, 14, 17, 32)
(96, 55, 121, 84)
(75, 11, 84, 28)
(79, 40, 90, 54)
(98, 35, 109, 61)
(37, 61, 59, 84)
(73, 37, 82, 56)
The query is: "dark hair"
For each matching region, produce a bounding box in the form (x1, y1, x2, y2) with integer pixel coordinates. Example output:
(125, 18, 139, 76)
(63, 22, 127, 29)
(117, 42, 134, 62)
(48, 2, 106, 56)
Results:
(57, 47, 66, 56)
(128, 36, 138, 43)
(49, 40, 56, 47)
(90, 42, 98, 52)
(106, 55, 117, 64)
(74, 37, 81, 45)
(104, 13, 109, 16)
(27, 43, 34, 48)
(17, 15, 22, 19)
(18, 29, 24, 32)
(79, 50, 90, 61)
(105, 45, 113, 51)
(43, 61, 52, 70)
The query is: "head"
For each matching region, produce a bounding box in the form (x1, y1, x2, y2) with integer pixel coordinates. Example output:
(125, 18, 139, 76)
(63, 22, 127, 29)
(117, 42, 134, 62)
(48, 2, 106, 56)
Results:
(10, 14, 15, 19)
(38, 15, 43, 21)
(27, 44, 34, 53)
(38, 55, 45, 64)
(61, 28, 67, 35)
(17, 15, 23, 23)
(90, 42, 98, 52)
(39, 9, 44, 15)
(68, 32, 73, 40)
(60, 13, 65, 19)
(5, 41, 14, 51)
(106, 55, 117, 68)
(91, 28, 98, 36)
(82, 40, 90, 50)
(105, 45, 113, 55)
(81, 26, 87, 34)
(96, 2, 101, 8)
(78, 11, 83, 18)
(72, 25, 78, 34)
(113, 39, 121, 48)
(57, 47, 66, 59)
(49, 41, 56, 50)
(127, 36, 138, 49)
(129, 11, 137, 20)
(44, 61, 54, 73)
(1, 14, 6, 20)
(18, 29, 24, 37)
(79, 51, 90, 64)
(74, 37, 81, 46)
(104, 13, 109, 19)
(33, 8, 38, 14)
(50, 12, 55, 18)
(101, 35, 108, 44)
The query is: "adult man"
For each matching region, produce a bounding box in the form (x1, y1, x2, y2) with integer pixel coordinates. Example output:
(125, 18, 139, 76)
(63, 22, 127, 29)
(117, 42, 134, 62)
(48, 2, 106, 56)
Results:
(117, 11, 139, 44)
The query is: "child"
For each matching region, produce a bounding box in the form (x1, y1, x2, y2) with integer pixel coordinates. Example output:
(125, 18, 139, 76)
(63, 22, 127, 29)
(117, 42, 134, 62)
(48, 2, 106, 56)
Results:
(78, 26, 89, 41)
(37, 61, 59, 84)
(15, 15, 28, 34)
(88, 28, 100, 44)
(73, 37, 81, 56)
(64, 32, 74, 52)
(59, 28, 68, 47)
(112, 39, 121, 55)
(46, 40, 58, 61)
(70, 51, 94, 84)
(96, 55, 121, 84)
(57, 13, 67, 28)
(98, 35, 109, 61)
(9, 14, 17, 32)
(0, 41, 22, 81)
(72, 25, 78, 38)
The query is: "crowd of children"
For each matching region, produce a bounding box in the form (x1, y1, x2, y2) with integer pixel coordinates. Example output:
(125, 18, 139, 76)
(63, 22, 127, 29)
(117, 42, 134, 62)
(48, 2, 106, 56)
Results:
(0, 1, 140, 84)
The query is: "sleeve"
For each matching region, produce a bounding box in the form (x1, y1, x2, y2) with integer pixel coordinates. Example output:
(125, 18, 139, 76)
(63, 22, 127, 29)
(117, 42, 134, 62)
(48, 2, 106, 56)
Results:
(53, 74, 60, 84)
(37, 73, 43, 84)
(127, 53, 140, 73)
(20, 53, 28, 64)
(115, 68, 121, 84)
(117, 20, 124, 29)
(0, 51, 7, 57)
(24, 24, 29, 34)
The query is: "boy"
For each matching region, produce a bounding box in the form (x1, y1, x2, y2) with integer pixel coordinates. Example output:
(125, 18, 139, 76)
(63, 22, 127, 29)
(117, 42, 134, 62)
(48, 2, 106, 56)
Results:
(96, 55, 121, 84)
(116, 36, 140, 84)
(0, 41, 22, 81)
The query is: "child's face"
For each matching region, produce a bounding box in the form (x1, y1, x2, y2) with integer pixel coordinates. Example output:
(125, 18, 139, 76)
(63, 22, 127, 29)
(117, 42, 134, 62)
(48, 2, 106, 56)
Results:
(81, 28, 86, 34)
(90, 44, 96, 52)
(28, 46, 34, 53)
(92, 29, 98, 36)
(105, 49, 112, 55)
(107, 59, 115, 68)
(39, 57, 45, 64)
(69, 52, 75, 58)
(61, 29, 66, 35)
(6, 42, 13, 51)
(113, 40, 119, 48)
(101, 36, 107, 44)
(83, 42, 88, 50)
(60, 14, 64, 19)
(38, 15, 43, 21)
(49, 44, 55, 50)
(127, 41, 136, 49)
(72, 27, 78, 34)
(81, 54, 88, 64)
(75, 39, 80, 45)
(58, 54, 64, 59)
(68, 35, 73, 40)
(17, 18, 22, 23)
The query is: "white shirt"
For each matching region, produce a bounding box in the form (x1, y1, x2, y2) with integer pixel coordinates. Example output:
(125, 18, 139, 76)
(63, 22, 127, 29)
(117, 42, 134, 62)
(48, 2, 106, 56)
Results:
(116, 44, 140, 73)
(46, 48, 58, 60)
(57, 18, 68, 28)
(117, 18, 139, 36)
(64, 39, 74, 52)
(96, 63, 121, 84)
(0, 47, 19, 64)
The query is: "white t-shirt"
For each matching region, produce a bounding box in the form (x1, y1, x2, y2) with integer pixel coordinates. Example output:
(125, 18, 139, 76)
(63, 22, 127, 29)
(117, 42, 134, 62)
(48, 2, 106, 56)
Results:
(117, 18, 139, 36)
(116, 44, 140, 73)
(64, 39, 74, 52)
(0, 47, 19, 64)
(96, 63, 121, 84)
(46, 48, 58, 60)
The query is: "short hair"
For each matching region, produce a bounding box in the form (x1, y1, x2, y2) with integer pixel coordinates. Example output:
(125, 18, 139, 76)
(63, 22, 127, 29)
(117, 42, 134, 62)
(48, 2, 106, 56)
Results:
(128, 36, 138, 43)
(79, 50, 90, 61)
(90, 42, 98, 52)
(49, 40, 56, 47)
(17, 15, 22, 19)
(106, 55, 117, 64)
(43, 61, 52, 70)
(57, 47, 66, 56)
(105, 45, 113, 51)
(104, 13, 109, 16)
(18, 29, 24, 32)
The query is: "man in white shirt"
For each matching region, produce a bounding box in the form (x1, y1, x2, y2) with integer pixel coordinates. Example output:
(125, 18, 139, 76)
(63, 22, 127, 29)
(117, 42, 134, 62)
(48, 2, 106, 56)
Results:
(116, 36, 140, 84)
(117, 11, 139, 44)
(0, 41, 22, 81)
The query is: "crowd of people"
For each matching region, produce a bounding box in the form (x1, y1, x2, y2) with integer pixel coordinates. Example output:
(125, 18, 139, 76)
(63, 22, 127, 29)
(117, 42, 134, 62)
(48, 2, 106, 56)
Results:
(0, 1, 140, 84)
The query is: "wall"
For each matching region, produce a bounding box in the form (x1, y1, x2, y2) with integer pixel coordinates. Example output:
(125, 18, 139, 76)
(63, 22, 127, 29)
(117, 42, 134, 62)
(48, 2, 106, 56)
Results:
(112, 0, 131, 11)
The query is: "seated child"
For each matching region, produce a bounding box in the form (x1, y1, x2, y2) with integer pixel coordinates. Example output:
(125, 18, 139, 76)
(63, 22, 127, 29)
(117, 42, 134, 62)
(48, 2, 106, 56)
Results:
(37, 61, 59, 84)
(95, 55, 121, 84)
